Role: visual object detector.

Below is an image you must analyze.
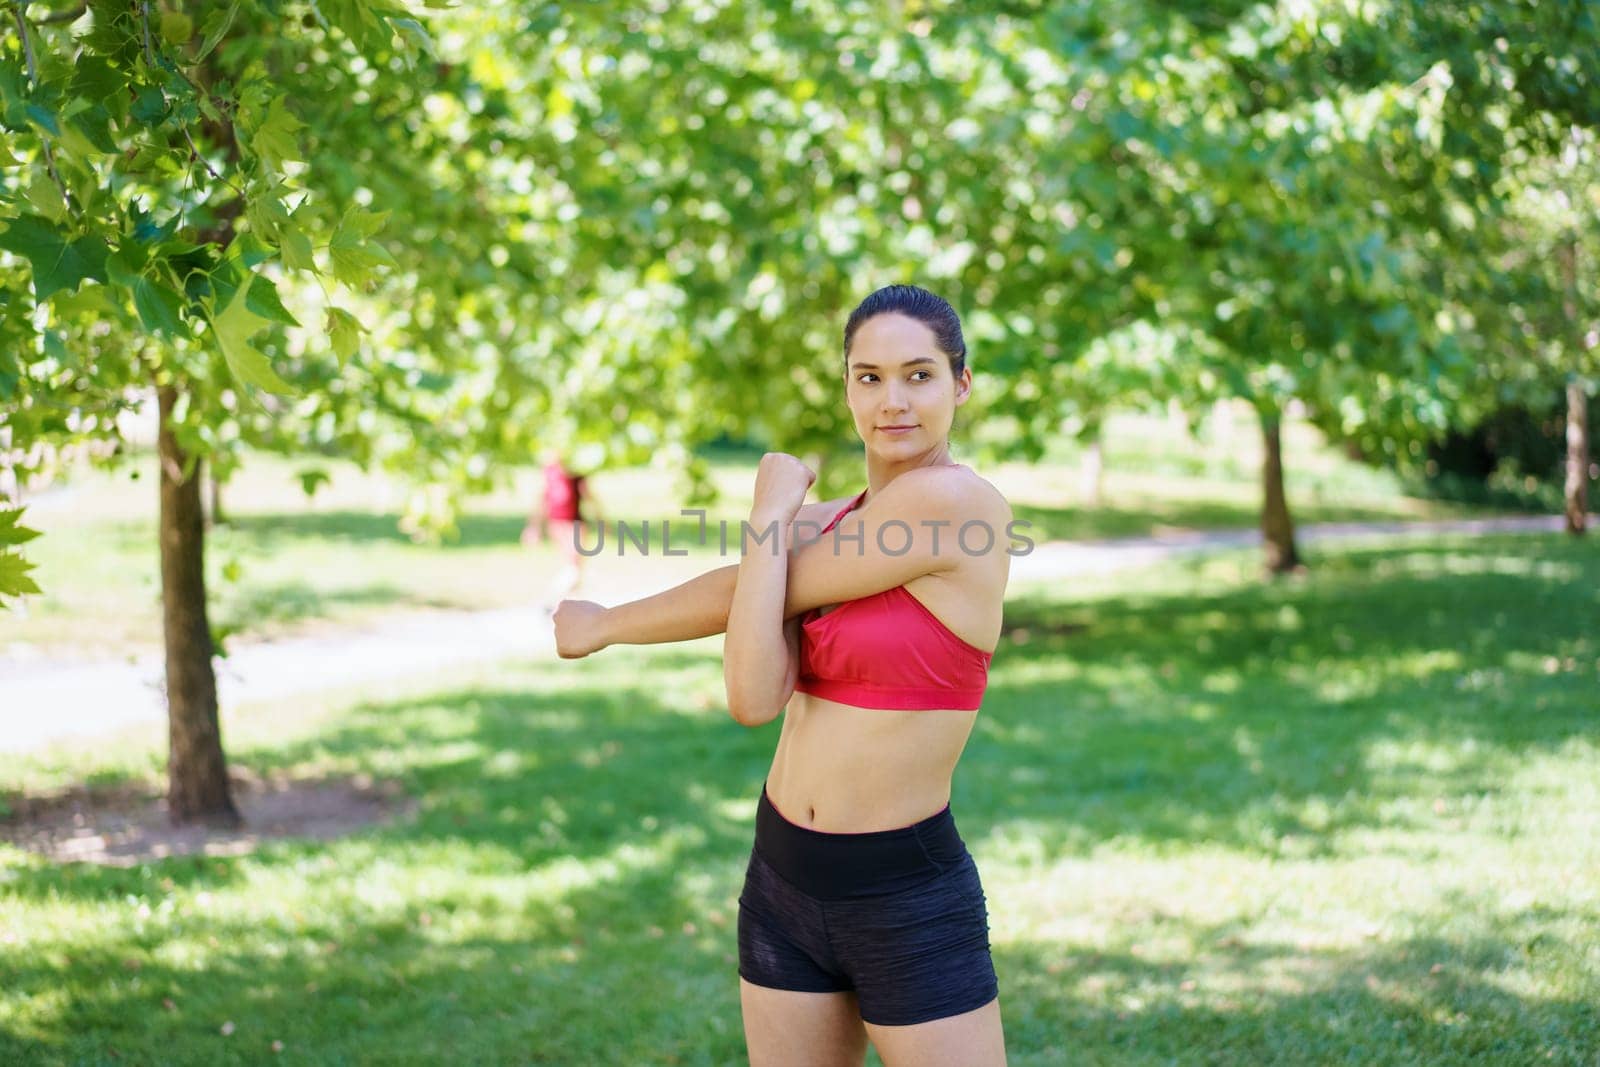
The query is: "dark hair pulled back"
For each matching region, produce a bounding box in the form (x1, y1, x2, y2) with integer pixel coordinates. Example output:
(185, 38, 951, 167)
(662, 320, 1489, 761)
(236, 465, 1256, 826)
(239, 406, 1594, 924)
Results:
(842, 285, 967, 377)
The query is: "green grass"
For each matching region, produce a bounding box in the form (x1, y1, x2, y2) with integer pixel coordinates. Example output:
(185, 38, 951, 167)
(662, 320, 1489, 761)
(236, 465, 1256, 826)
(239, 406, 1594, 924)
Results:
(3, 411, 1511, 659)
(2, 532, 1596, 1064)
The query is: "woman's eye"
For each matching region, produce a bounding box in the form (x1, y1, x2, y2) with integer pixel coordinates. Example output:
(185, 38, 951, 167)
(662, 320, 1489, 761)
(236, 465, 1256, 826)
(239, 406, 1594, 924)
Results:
(912, 371, 932, 381)
(858, 374, 878, 383)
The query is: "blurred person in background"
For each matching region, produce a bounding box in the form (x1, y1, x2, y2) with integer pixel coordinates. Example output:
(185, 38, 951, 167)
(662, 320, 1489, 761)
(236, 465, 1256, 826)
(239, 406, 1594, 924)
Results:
(525, 450, 599, 607)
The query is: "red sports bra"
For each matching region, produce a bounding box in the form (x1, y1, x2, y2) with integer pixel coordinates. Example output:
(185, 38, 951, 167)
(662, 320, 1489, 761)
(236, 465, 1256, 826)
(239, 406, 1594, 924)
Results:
(793, 489, 994, 711)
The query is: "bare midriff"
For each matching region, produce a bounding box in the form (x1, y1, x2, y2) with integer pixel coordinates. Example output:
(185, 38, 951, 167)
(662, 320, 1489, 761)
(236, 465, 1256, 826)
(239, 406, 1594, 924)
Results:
(764, 690, 979, 833)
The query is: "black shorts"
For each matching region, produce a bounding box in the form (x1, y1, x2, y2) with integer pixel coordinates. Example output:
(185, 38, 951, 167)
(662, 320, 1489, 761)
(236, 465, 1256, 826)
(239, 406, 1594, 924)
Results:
(737, 785, 999, 1027)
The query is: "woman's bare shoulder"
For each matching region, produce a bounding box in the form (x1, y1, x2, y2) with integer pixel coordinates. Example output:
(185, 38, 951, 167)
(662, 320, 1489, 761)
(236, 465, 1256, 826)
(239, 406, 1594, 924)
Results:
(879, 464, 1011, 524)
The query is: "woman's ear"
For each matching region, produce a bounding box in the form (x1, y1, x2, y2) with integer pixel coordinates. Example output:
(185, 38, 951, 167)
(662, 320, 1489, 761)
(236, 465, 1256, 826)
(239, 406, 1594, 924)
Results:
(954, 367, 973, 406)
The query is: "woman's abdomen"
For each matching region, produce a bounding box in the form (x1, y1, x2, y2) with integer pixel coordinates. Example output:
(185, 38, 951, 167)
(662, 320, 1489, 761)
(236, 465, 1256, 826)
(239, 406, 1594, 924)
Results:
(766, 693, 978, 833)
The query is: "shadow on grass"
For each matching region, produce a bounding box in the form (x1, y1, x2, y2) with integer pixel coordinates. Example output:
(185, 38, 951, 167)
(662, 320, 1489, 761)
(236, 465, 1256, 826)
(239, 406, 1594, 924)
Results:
(0, 650, 764, 1059)
(2, 648, 762, 908)
(969, 535, 1598, 857)
(2, 872, 1590, 1063)
(998, 918, 1597, 1065)
(0, 847, 752, 1063)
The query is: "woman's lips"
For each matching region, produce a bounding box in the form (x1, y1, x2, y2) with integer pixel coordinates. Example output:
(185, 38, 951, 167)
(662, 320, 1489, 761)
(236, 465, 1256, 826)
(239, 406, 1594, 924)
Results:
(878, 425, 917, 435)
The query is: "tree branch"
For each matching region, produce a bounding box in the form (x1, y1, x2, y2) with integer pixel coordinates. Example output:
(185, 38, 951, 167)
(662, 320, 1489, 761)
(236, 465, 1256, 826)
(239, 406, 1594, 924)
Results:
(181, 125, 226, 184)
(140, 1, 156, 66)
(9, 1, 73, 214)
(10, 3, 37, 82)
(135, 3, 246, 198)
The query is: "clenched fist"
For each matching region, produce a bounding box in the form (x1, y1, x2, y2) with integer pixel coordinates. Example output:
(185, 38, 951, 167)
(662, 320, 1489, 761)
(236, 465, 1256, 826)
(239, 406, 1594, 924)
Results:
(750, 452, 816, 526)
(552, 598, 609, 659)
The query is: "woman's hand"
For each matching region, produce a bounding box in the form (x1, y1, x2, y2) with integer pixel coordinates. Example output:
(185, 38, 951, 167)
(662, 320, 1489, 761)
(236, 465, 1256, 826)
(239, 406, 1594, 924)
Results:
(750, 452, 816, 526)
(553, 599, 610, 658)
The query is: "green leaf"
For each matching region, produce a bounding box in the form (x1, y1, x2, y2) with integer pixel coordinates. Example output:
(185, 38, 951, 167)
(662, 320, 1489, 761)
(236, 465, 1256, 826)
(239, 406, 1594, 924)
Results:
(328, 209, 398, 286)
(131, 201, 180, 247)
(0, 553, 42, 601)
(69, 56, 124, 102)
(280, 227, 316, 272)
(160, 11, 194, 46)
(328, 306, 363, 359)
(133, 276, 187, 337)
(196, 1, 243, 62)
(124, 143, 171, 174)
(48, 286, 110, 323)
(245, 273, 300, 327)
(249, 96, 304, 168)
(24, 103, 60, 137)
(222, 232, 275, 273)
(68, 105, 119, 154)
(246, 192, 290, 241)
(335, 207, 388, 241)
(23, 173, 67, 221)
(391, 18, 437, 61)
(0, 215, 110, 300)
(106, 246, 149, 284)
(130, 86, 169, 127)
(0, 509, 42, 547)
(298, 468, 332, 496)
(56, 120, 103, 162)
(208, 273, 296, 395)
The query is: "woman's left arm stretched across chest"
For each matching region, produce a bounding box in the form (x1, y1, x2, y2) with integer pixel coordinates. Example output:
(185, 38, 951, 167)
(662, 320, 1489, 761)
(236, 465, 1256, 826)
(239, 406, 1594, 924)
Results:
(723, 460, 1011, 726)
(723, 453, 815, 726)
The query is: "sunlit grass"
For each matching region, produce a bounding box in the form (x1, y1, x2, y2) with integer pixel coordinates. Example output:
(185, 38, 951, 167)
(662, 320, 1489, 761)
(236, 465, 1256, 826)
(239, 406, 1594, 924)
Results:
(2, 533, 1596, 1063)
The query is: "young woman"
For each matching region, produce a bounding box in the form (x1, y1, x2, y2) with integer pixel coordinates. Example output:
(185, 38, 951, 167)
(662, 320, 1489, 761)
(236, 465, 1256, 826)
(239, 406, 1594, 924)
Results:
(553, 285, 1012, 1066)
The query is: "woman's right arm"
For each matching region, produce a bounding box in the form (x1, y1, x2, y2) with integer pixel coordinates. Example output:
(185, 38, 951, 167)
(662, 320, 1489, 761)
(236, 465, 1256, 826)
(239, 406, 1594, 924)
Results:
(552, 564, 738, 658)
(552, 493, 851, 658)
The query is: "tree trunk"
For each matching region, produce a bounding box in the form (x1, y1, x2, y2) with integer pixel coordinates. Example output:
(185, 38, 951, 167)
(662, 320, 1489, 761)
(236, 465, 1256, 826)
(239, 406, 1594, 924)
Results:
(1260, 406, 1302, 573)
(158, 385, 239, 826)
(206, 469, 226, 528)
(1080, 427, 1104, 507)
(1561, 234, 1588, 537)
(1568, 379, 1589, 536)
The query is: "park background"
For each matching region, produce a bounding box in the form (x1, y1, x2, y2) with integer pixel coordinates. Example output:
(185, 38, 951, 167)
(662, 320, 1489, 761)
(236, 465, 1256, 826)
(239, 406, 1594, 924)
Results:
(1, 1, 1597, 1063)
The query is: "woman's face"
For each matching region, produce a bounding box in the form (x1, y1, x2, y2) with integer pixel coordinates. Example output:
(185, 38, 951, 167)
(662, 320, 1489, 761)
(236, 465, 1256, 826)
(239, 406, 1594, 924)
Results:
(843, 313, 971, 460)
